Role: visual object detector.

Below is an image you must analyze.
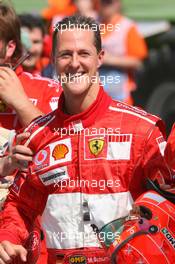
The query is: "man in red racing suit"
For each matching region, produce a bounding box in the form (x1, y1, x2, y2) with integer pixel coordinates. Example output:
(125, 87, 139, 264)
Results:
(0, 86, 173, 264)
(0, 57, 61, 264)
(0, 4, 61, 264)
(0, 65, 61, 130)
(0, 14, 173, 264)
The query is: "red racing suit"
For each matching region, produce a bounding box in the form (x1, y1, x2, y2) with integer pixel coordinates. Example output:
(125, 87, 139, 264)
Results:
(0, 66, 61, 263)
(165, 123, 175, 171)
(0, 87, 172, 264)
(0, 66, 61, 130)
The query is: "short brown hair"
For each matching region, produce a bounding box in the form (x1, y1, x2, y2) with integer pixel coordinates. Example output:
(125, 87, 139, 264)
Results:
(52, 15, 102, 59)
(0, 2, 22, 62)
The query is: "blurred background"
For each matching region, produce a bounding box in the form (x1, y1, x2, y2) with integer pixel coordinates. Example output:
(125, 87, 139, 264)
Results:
(11, 0, 175, 20)
(10, 0, 175, 134)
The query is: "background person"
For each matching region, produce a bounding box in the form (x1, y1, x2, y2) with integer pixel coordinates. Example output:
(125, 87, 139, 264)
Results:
(0, 2, 61, 130)
(0, 0, 60, 199)
(74, 0, 98, 19)
(19, 13, 51, 76)
(98, 0, 148, 105)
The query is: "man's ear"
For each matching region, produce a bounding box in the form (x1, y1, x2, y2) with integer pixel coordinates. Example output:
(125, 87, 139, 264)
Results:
(97, 49, 105, 69)
(5, 40, 16, 60)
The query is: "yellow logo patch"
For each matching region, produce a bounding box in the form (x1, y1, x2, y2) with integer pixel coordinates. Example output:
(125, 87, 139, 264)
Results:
(69, 255, 87, 264)
(52, 144, 69, 160)
(89, 139, 105, 156)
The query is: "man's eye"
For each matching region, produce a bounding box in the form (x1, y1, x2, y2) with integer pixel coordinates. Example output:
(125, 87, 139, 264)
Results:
(60, 54, 71, 59)
(33, 40, 42, 44)
(62, 55, 70, 58)
(80, 52, 89, 57)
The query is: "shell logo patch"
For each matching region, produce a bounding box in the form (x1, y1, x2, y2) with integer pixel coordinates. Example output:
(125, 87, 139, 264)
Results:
(52, 144, 69, 160)
(89, 139, 105, 156)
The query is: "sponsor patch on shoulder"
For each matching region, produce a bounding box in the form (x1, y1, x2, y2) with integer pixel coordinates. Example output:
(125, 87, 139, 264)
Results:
(39, 167, 69, 186)
(116, 102, 147, 116)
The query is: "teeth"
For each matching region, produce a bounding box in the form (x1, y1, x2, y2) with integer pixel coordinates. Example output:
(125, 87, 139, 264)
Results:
(67, 73, 84, 79)
(61, 73, 86, 83)
(70, 73, 83, 78)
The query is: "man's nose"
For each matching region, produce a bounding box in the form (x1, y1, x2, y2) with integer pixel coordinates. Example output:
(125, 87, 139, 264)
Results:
(28, 44, 34, 53)
(70, 53, 80, 68)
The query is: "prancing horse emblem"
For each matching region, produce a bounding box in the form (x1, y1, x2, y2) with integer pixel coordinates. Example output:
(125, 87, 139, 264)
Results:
(89, 139, 104, 156)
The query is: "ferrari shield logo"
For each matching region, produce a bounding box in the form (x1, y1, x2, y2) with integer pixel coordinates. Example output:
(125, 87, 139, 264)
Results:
(89, 139, 104, 156)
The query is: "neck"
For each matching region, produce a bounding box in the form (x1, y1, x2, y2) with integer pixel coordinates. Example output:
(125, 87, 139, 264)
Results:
(63, 83, 100, 115)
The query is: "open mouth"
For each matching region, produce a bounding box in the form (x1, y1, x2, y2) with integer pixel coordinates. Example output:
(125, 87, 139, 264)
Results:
(66, 72, 87, 82)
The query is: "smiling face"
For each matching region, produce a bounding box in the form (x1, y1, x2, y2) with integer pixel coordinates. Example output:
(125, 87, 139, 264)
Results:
(22, 27, 43, 69)
(55, 28, 104, 97)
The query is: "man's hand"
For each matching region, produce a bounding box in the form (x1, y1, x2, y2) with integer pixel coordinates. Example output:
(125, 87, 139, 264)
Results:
(0, 67, 28, 109)
(0, 67, 42, 127)
(0, 132, 33, 176)
(0, 241, 27, 263)
(8, 132, 33, 171)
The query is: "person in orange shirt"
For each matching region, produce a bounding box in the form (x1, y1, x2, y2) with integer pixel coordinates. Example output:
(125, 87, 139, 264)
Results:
(99, 0, 148, 104)
(42, 0, 76, 20)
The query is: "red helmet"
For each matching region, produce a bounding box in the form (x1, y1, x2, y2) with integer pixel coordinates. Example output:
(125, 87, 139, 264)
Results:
(98, 181, 175, 263)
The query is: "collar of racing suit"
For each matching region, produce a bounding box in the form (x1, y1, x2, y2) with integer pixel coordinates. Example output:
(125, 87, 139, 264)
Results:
(56, 85, 112, 129)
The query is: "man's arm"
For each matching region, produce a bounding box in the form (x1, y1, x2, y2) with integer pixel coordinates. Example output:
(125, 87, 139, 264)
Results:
(0, 67, 42, 127)
(130, 120, 173, 200)
(0, 170, 47, 263)
(139, 122, 174, 196)
(142, 124, 172, 183)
